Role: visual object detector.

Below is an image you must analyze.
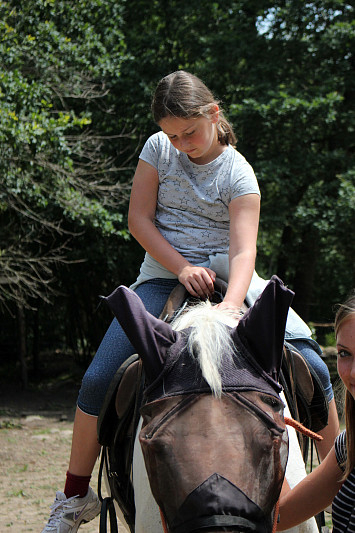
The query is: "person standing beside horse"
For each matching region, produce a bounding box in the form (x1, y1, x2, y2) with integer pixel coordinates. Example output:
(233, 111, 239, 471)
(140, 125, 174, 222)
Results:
(41, 70, 338, 533)
(278, 290, 355, 532)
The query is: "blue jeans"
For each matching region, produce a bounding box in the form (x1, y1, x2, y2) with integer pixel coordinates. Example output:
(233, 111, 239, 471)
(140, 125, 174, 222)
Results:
(77, 278, 179, 416)
(288, 339, 334, 402)
(78, 278, 333, 415)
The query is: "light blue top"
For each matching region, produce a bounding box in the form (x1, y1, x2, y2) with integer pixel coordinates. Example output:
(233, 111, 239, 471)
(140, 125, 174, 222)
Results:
(139, 131, 260, 264)
(132, 132, 316, 347)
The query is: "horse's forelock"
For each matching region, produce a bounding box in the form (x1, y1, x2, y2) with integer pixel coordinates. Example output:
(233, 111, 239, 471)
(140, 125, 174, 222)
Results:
(171, 300, 239, 330)
(170, 302, 240, 397)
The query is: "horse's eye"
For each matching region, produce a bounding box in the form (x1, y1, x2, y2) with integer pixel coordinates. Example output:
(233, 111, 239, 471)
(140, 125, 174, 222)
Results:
(261, 395, 282, 410)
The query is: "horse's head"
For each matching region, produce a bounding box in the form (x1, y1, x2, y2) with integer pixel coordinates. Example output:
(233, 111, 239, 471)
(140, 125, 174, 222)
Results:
(105, 276, 293, 533)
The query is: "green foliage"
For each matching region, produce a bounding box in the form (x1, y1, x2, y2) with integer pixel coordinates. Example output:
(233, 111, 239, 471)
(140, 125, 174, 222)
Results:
(0, 0, 354, 374)
(0, 0, 131, 309)
(224, 1, 355, 318)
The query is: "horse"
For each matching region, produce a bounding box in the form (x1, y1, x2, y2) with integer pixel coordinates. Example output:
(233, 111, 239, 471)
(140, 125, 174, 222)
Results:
(98, 276, 322, 533)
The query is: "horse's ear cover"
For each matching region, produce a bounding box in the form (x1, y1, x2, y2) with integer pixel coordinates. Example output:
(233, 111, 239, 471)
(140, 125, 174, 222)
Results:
(104, 275, 293, 387)
(236, 275, 294, 381)
(103, 286, 178, 383)
(103, 278, 291, 533)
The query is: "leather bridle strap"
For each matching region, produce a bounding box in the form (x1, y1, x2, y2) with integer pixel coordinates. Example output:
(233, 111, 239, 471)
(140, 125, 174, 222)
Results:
(272, 498, 280, 533)
(160, 499, 277, 533)
(160, 507, 169, 533)
(270, 415, 323, 533)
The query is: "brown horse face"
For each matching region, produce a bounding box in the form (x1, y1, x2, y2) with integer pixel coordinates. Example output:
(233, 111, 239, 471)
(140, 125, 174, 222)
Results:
(140, 391, 288, 533)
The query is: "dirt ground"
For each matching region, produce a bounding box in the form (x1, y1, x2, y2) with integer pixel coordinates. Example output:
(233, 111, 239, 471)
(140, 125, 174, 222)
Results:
(0, 378, 127, 533)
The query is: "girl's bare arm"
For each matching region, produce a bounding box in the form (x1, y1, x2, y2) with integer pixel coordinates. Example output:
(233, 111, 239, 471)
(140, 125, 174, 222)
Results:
(217, 193, 260, 311)
(128, 159, 215, 298)
(277, 446, 343, 530)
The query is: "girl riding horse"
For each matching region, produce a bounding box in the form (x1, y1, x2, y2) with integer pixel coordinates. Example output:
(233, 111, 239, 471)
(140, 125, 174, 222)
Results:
(41, 70, 338, 533)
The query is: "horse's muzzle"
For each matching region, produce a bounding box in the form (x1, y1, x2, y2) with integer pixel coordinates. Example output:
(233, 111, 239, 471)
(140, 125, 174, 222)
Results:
(140, 392, 288, 533)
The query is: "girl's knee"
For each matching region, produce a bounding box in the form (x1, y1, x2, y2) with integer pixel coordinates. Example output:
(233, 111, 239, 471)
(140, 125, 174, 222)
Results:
(77, 367, 111, 415)
(81, 366, 107, 393)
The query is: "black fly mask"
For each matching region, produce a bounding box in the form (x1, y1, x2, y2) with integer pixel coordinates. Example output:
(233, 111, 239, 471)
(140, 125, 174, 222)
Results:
(104, 276, 293, 533)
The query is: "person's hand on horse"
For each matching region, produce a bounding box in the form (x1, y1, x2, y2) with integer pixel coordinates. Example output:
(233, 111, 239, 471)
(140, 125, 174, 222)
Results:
(214, 300, 241, 320)
(178, 264, 216, 299)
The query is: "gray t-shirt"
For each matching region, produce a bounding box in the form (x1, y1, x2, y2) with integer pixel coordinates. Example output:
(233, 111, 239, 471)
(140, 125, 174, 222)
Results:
(139, 131, 260, 264)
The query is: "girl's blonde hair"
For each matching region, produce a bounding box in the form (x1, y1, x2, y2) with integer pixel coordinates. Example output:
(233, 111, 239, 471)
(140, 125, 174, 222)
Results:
(335, 290, 355, 479)
(152, 70, 237, 147)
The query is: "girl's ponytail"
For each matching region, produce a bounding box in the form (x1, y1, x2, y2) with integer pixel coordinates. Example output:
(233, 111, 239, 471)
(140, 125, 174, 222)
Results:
(216, 114, 236, 147)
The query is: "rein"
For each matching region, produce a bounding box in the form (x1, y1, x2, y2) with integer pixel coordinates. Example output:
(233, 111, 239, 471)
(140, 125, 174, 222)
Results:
(270, 416, 323, 533)
(160, 508, 169, 533)
(284, 416, 323, 442)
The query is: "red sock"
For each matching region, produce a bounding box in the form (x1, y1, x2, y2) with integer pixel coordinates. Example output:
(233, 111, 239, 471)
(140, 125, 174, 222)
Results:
(64, 470, 91, 498)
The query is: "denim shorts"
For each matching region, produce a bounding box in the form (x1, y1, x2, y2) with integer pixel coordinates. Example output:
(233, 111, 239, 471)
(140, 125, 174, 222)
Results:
(77, 278, 179, 416)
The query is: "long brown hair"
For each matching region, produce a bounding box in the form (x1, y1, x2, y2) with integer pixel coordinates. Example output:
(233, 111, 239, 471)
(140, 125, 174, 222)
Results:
(335, 290, 355, 479)
(152, 71, 237, 147)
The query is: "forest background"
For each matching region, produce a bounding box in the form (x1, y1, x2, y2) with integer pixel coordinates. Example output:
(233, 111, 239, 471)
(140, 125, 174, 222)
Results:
(0, 0, 354, 388)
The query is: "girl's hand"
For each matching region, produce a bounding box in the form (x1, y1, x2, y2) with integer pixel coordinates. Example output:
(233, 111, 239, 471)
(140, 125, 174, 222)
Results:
(214, 300, 241, 319)
(178, 265, 216, 299)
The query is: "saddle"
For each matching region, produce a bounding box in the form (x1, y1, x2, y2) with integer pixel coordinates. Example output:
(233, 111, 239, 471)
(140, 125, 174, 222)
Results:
(280, 341, 329, 458)
(97, 353, 142, 532)
(97, 278, 329, 532)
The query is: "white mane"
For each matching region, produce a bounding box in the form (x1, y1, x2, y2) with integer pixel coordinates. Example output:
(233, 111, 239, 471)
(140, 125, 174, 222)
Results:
(170, 301, 240, 398)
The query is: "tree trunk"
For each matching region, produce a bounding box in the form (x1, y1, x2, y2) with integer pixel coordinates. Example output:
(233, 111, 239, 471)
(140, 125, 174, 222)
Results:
(17, 304, 28, 389)
(276, 225, 294, 283)
(32, 307, 40, 378)
(292, 229, 319, 322)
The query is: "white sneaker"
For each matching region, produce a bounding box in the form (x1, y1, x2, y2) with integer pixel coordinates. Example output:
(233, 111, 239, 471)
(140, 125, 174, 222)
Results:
(41, 487, 101, 532)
